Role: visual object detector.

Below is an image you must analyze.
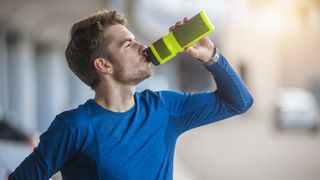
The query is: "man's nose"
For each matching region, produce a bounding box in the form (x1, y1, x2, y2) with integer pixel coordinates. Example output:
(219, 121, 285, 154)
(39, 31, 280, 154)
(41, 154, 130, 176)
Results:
(138, 43, 147, 56)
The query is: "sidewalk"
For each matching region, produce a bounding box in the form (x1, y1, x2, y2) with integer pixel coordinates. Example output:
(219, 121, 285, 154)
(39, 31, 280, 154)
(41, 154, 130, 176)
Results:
(174, 113, 320, 180)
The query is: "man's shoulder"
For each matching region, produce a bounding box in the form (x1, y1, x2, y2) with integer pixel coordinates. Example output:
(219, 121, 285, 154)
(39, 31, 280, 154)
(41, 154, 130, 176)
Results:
(138, 89, 175, 101)
(139, 89, 187, 99)
(137, 89, 190, 106)
(55, 100, 92, 126)
(139, 89, 182, 97)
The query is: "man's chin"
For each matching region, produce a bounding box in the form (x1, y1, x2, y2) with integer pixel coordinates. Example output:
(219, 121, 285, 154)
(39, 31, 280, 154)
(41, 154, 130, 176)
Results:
(148, 68, 154, 77)
(127, 69, 153, 86)
(136, 70, 153, 85)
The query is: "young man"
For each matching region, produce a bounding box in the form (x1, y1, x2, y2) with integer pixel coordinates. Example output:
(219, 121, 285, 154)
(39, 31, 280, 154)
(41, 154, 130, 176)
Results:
(10, 10, 253, 179)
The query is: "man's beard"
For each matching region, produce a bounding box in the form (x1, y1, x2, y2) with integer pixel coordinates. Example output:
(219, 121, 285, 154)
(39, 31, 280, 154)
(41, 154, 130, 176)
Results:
(107, 52, 153, 85)
(113, 65, 153, 85)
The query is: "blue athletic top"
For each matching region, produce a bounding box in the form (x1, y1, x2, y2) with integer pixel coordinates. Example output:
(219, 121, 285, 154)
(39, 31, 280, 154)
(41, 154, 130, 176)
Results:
(11, 55, 253, 180)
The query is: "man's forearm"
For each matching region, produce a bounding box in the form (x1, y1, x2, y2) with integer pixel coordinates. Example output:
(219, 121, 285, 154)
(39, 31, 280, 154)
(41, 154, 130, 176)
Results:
(204, 54, 253, 114)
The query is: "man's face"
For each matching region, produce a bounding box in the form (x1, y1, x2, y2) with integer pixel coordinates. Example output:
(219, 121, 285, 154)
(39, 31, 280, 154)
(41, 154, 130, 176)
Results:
(106, 24, 153, 85)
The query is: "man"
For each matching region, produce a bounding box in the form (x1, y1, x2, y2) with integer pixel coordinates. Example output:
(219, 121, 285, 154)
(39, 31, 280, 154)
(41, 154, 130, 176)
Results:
(10, 9, 253, 179)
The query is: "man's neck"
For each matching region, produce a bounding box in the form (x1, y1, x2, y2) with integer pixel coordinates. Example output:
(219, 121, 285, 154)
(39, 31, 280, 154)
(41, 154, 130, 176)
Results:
(94, 83, 136, 113)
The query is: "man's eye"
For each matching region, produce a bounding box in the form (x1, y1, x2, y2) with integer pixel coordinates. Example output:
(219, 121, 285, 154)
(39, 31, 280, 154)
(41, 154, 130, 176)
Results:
(126, 42, 131, 48)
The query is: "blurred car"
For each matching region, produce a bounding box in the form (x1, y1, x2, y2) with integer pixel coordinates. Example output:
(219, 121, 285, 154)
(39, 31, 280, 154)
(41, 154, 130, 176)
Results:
(0, 120, 35, 180)
(275, 88, 319, 131)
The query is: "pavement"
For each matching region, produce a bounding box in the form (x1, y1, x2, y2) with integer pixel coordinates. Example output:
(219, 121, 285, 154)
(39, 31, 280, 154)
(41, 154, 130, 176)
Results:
(174, 113, 320, 180)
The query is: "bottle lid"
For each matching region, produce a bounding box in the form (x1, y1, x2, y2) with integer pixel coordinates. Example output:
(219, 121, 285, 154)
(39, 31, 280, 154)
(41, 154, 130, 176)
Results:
(146, 47, 160, 66)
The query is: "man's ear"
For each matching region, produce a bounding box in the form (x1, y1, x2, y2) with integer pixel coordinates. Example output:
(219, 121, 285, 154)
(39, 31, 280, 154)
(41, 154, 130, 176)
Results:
(93, 58, 113, 74)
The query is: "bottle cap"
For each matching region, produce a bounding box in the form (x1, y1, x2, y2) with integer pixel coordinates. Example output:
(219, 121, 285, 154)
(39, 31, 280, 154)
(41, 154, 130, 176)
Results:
(145, 47, 160, 66)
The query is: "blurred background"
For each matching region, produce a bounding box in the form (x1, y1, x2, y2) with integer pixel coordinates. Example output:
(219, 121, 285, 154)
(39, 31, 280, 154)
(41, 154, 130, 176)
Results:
(0, 0, 320, 179)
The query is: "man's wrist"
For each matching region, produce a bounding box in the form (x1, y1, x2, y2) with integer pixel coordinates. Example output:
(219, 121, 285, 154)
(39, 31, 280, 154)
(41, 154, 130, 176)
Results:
(203, 46, 220, 66)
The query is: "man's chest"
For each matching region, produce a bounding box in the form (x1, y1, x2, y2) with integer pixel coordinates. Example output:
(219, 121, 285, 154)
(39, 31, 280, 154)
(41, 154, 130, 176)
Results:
(69, 104, 178, 178)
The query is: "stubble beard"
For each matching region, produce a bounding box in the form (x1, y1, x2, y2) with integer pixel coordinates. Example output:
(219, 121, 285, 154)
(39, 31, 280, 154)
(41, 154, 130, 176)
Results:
(113, 65, 153, 85)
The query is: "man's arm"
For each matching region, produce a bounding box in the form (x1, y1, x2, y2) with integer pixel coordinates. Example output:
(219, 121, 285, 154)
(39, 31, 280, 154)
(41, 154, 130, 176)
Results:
(9, 118, 76, 180)
(159, 51, 253, 134)
(160, 18, 253, 135)
(204, 51, 253, 114)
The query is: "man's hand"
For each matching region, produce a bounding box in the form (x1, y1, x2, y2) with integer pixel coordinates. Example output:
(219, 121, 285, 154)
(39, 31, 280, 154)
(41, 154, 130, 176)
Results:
(169, 17, 215, 63)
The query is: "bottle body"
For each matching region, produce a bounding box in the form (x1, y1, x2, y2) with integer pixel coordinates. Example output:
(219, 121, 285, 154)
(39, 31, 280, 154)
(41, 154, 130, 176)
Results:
(146, 11, 215, 66)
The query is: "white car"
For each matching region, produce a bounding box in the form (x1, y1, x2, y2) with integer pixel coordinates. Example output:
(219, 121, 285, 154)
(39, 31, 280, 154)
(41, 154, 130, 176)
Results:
(0, 120, 35, 180)
(0, 139, 33, 179)
(275, 88, 319, 131)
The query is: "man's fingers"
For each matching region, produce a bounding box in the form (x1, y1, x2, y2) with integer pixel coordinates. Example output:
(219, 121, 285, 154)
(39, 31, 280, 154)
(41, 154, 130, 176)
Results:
(175, 20, 183, 26)
(186, 46, 199, 57)
(170, 18, 188, 31)
(183, 17, 188, 23)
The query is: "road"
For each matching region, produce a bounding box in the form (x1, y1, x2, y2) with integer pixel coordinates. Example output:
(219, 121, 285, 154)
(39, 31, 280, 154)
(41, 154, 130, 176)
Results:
(174, 113, 320, 180)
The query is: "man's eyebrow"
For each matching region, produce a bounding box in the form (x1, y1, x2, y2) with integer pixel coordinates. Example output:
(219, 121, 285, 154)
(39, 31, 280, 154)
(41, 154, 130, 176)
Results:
(119, 36, 135, 47)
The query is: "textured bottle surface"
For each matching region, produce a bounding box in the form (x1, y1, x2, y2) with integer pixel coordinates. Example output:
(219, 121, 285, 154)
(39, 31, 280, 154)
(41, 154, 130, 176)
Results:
(146, 11, 214, 66)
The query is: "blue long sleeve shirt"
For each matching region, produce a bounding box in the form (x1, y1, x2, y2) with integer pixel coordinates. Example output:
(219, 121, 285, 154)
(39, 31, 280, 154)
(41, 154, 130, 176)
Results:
(11, 55, 253, 180)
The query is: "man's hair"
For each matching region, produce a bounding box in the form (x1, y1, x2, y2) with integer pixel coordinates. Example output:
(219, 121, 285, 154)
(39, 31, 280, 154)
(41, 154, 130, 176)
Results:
(65, 9, 127, 89)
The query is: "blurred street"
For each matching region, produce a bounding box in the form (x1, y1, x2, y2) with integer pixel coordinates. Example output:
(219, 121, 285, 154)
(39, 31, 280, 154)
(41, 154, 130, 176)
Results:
(175, 113, 320, 180)
(1, 0, 320, 179)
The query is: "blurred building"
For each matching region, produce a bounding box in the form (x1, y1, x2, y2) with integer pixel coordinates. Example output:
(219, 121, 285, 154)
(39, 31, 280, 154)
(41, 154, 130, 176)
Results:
(0, 0, 320, 180)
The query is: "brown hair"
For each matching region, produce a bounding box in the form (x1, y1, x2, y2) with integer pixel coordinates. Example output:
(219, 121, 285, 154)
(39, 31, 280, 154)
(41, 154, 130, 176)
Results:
(65, 9, 127, 89)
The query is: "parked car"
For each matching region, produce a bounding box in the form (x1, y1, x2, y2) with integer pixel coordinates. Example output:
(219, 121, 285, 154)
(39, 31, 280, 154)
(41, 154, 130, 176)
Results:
(0, 120, 35, 180)
(275, 88, 319, 132)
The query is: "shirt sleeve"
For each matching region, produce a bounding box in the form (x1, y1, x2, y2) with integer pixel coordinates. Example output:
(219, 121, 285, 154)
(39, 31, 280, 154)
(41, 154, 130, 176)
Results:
(158, 55, 253, 135)
(10, 117, 76, 180)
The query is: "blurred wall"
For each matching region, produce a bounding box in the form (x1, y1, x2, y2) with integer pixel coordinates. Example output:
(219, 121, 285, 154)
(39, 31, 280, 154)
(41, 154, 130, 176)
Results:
(1, 0, 320, 180)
